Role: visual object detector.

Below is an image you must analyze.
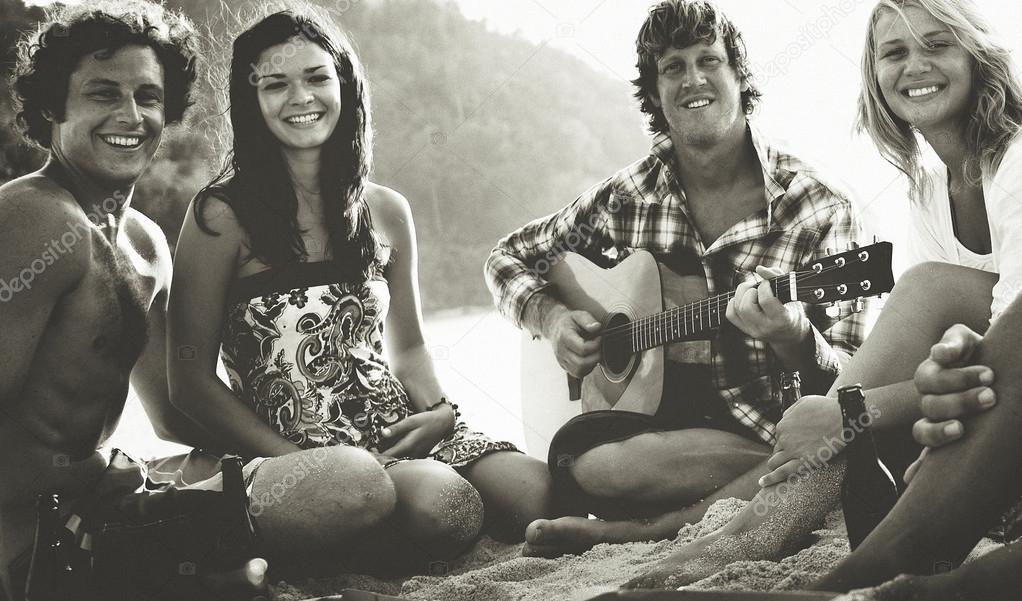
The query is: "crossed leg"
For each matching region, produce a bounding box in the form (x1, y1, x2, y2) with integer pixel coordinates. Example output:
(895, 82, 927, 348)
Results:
(626, 262, 997, 588)
(523, 427, 770, 557)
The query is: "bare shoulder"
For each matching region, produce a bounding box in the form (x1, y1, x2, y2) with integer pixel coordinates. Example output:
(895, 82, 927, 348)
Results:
(0, 175, 91, 257)
(0, 175, 91, 299)
(123, 208, 173, 285)
(364, 182, 413, 244)
(192, 192, 243, 232)
(0, 174, 86, 227)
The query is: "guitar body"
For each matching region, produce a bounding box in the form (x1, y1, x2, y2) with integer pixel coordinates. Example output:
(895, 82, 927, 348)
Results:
(550, 251, 666, 414)
(521, 250, 710, 457)
(518, 243, 894, 459)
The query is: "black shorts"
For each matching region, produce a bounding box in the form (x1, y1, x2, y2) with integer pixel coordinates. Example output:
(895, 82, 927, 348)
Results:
(547, 365, 768, 518)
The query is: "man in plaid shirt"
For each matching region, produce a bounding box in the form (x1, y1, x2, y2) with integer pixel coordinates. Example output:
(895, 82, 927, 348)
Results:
(485, 0, 867, 557)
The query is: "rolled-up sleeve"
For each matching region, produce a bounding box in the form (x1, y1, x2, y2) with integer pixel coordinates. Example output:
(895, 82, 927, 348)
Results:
(484, 180, 613, 328)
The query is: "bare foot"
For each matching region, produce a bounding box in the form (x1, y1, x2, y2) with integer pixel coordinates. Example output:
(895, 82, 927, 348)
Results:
(625, 462, 846, 589)
(522, 516, 672, 558)
(523, 517, 612, 558)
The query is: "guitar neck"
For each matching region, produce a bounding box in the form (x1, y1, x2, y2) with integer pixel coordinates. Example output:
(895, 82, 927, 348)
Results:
(625, 274, 792, 353)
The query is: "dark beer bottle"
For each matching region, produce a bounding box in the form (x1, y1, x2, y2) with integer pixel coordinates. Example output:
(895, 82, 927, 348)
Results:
(838, 384, 899, 550)
(24, 494, 82, 601)
(215, 455, 270, 601)
(779, 370, 802, 411)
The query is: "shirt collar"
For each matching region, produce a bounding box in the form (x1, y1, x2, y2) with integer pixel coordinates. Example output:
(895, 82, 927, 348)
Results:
(649, 122, 787, 223)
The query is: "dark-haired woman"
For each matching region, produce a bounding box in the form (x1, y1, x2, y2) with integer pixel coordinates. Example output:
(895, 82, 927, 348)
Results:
(167, 9, 554, 570)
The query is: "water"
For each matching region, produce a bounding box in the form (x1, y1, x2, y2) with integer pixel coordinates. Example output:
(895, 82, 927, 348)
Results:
(104, 309, 529, 459)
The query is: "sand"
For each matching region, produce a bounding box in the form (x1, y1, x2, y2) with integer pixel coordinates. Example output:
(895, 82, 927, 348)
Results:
(270, 497, 1001, 601)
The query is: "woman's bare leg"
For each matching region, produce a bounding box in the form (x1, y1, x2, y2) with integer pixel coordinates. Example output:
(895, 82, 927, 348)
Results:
(459, 451, 557, 542)
(813, 292, 1022, 592)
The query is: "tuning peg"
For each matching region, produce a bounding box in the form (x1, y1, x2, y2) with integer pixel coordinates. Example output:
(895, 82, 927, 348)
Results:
(846, 241, 859, 250)
(825, 247, 834, 256)
(826, 303, 841, 318)
(852, 298, 865, 313)
(873, 235, 879, 244)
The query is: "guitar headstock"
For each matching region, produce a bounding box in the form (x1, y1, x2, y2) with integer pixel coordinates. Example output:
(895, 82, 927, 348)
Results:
(784, 242, 895, 305)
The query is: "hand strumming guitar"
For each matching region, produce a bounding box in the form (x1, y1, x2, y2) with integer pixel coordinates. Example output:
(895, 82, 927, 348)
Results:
(541, 302, 602, 379)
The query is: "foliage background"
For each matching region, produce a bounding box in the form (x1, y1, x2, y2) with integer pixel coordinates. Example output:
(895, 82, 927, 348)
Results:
(0, 0, 650, 311)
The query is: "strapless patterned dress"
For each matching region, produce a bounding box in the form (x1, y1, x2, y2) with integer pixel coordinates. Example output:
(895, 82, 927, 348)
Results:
(220, 260, 518, 468)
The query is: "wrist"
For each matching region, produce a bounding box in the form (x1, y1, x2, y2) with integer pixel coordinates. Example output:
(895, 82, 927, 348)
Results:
(427, 396, 459, 431)
(770, 318, 814, 368)
(529, 293, 567, 339)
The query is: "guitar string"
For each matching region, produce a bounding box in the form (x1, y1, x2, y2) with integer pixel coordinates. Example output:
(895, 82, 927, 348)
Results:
(599, 258, 875, 345)
(613, 258, 867, 335)
(606, 282, 857, 351)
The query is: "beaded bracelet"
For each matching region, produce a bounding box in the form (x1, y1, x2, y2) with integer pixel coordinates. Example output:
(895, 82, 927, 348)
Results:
(426, 395, 461, 420)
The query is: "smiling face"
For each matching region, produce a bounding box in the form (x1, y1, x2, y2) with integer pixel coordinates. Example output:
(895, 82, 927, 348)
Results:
(50, 45, 165, 187)
(874, 4, 974, 137)
(253, 38, 342, 153)
(652, 38, 748, 146)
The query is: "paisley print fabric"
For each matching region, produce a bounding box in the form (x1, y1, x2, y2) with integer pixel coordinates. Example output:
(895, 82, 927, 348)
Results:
(220, 261, 517, 468)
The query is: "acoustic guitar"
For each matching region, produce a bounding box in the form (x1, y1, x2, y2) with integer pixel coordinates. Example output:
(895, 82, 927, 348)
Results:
(518, 242, 894, 459)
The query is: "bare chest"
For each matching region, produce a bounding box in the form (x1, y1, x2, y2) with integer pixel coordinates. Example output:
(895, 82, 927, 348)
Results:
(684, 182, 765, 246)
(51, 231, 156, 370)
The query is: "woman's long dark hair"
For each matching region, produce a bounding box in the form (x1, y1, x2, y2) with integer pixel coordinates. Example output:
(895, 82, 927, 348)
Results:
(194, 9, 377, 277)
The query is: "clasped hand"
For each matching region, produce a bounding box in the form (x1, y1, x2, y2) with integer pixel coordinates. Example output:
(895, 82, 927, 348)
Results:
(379, 403, 457, 459)
(904, 324, 995, 483)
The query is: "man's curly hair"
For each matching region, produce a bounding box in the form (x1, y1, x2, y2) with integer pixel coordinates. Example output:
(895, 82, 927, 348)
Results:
(12, 0, 199, 149)
(632, 0, 762, 136)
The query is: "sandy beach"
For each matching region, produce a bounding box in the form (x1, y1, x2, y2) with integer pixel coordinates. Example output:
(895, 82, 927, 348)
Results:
(269, 497, 1003, 601)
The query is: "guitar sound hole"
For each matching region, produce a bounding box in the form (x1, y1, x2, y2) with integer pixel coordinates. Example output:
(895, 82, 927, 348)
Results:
(602, 312, 632, 377)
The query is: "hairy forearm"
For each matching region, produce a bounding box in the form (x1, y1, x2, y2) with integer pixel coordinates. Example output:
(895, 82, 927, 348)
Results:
(521, 291, 567, 339)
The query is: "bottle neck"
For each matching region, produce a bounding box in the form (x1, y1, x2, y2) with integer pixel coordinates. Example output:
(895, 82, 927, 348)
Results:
(838, 391, 878, 459)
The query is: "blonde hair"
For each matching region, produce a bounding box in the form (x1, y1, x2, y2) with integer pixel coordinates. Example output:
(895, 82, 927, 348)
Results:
(856, 0, 1022, 199)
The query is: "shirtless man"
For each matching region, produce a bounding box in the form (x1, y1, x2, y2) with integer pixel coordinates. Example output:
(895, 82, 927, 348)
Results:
(486, 0, 866, 557)
(0, 3, 394, 599)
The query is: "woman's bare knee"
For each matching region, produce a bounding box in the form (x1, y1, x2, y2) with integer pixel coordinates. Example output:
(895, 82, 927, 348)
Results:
(251, 446, 396, 552)
(892, 262, 995, 329)
(389, 459, 483, 555)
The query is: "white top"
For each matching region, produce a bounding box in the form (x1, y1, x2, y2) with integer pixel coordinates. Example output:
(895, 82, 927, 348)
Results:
(908, 134, 1022, 320)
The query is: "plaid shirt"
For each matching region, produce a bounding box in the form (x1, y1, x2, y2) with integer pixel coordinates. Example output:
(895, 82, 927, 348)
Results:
(485, 125, 867, 444)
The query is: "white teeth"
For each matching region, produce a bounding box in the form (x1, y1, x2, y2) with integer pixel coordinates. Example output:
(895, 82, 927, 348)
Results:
(907, 85, 941, 98)
(285, 113, 322, 124)
(685, 99, 711, 109)
(102, 135, 143, 148)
